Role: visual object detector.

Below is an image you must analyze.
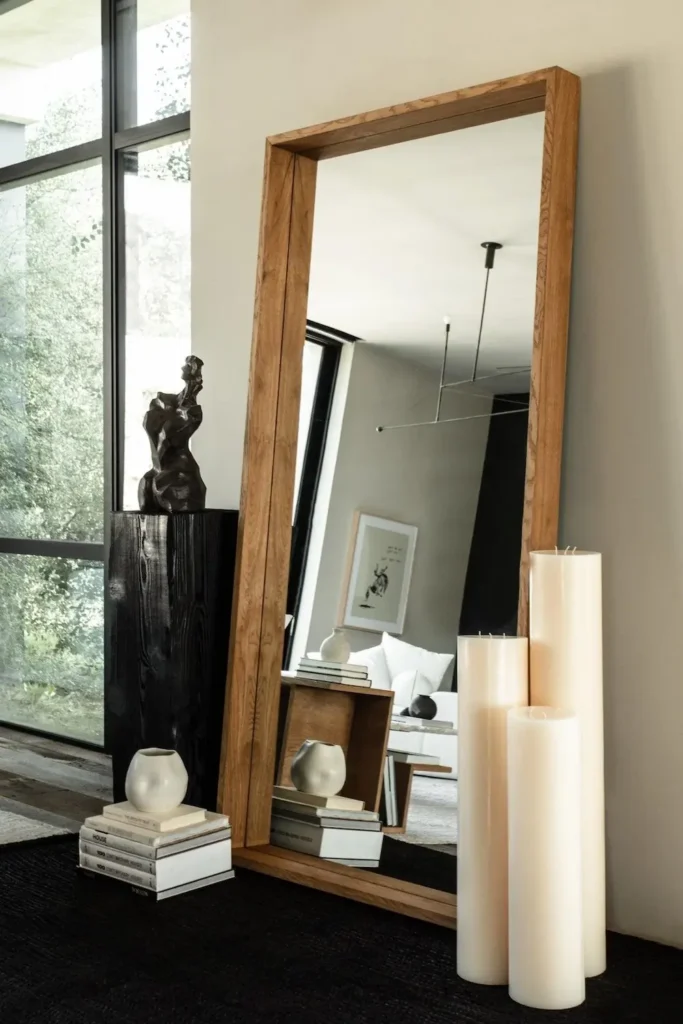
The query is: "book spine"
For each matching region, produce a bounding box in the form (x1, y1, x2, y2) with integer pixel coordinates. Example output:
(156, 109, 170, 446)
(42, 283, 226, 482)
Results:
(79, 852, 158, 890)
(80, 827, 157, 859)
(297, 674, 371, 686)
(103, 808, 166, 831)
(84, 818, 159, 847)
(381, 756, 390, 826)
(80, 840, 156, 874)
(300, 663, 368, 676)
(270, 820, 323, 856)
(388, 755, 398, 825)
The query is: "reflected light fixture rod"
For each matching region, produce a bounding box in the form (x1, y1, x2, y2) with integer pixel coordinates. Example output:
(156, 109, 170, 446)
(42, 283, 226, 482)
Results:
(376, 241, 531, 433)
(377, 407, 527, 433)
(472, 242, 502, 382)
(435, 315, 451, 422)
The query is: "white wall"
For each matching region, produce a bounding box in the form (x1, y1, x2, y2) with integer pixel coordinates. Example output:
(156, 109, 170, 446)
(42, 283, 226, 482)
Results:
(193, 0, 683, 947)
(298, 343, 490, 683)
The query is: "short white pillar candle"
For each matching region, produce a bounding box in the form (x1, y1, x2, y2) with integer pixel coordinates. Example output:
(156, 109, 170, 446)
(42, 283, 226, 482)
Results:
(456, 635, 528, 985)
(507, 706, 584, 1010)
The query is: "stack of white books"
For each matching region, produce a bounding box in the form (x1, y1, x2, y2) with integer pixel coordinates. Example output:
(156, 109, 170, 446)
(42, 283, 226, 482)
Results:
(79, 801, 234, 901)
(270, 786, 383, 868)
(293, 657, 370, 687)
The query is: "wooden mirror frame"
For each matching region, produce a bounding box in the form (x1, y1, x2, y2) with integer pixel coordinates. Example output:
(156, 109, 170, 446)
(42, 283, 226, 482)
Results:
(218, 67, 580, 928)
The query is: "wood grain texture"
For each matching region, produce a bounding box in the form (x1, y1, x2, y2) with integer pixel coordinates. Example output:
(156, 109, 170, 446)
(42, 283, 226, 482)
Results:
(345, 694, 392, 813)
(294, 98, 544, 162)
(276, 682, 392, 811)
(277, 688, 355, 787)
(517, 67, 580, 634)
(217, 144, 296, 843)
(107, 511, 238, 810)
(246, 154, 318, 845)
(269, 71, 550, 158)
(220, 67, 580, 918)
(234, 845, 457, 928)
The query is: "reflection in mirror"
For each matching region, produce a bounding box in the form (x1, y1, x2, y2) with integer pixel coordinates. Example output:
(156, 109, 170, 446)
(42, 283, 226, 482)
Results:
(275, 113, 544, 890)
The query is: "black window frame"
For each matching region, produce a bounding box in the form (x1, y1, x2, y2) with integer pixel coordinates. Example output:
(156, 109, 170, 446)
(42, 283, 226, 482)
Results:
(284, 321, 355, 667)
(0, 0, 190, 748)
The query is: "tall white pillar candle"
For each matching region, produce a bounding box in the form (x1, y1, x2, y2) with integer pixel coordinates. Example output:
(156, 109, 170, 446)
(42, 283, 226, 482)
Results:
(456, 635, 528, 985)
(508, 707, 584, 1010)
(530, 550, 605, 977)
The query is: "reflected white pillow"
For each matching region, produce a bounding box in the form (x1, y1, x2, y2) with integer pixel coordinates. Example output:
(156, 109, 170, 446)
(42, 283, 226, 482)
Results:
(348, 644, 392, 691)
(391, 669, 435, 708)
(381, 632, 453, 692)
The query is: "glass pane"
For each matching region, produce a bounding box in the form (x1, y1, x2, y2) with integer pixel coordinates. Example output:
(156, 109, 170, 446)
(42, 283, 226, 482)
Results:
(0, 0, 101, 168)
(293, 341, 323, 518)
(123, 138, 191, 509)
(117, 0, 190, 129)
(0, 554, 104, 744)
(0, 163, 104, 541)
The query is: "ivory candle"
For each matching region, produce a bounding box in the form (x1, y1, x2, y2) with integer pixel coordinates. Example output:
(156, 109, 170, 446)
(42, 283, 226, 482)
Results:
(508, 707, 584, 1010)
(530, 550, 605, 978)
(456, 635, 528, 985)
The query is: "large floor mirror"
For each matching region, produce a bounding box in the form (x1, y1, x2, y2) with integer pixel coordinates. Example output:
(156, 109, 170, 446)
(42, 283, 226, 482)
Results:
(220, 68, 580, 927)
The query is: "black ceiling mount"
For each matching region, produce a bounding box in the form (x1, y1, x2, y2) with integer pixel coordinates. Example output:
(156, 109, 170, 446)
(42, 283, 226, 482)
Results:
(481, 240, 503, 270)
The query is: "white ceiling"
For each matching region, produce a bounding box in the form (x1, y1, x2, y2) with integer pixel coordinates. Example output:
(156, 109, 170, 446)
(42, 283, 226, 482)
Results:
(308, 112, 545, 389)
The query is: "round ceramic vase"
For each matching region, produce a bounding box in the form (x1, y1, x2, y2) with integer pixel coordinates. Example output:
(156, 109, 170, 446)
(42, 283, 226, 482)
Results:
(290, 740, 346, 797)
(319, 628, 351, 664)
(125, 748, 189, 813)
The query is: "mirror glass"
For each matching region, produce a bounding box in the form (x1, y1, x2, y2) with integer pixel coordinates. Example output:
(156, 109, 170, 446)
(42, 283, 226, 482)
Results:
(275, 113, 544, 891)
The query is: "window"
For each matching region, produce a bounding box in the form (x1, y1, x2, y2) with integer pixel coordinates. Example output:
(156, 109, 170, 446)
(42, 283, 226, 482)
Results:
(0, 0, 191, 745)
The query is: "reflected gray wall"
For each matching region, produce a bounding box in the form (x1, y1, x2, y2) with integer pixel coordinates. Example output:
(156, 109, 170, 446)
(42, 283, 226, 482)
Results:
(302, 342, 491, 687)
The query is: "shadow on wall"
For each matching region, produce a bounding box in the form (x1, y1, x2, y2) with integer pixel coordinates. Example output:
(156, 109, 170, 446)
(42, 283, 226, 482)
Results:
(561, 62, 683, 945)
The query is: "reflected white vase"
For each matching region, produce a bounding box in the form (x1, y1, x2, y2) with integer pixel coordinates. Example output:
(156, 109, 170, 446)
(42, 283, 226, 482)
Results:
(290, 740, 346, 797)
(125, 748, 189, 813)
(319, 628, 351, 664)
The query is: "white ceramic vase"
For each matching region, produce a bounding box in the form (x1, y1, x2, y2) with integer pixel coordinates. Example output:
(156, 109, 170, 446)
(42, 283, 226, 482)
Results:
(290, 740, 346, 797)
(319, 627, 351, 664)
(125, 748, 189, 813)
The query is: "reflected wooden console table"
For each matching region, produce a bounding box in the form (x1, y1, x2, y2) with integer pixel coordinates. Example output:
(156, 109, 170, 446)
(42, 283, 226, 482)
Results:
(277, 676, 393, 813)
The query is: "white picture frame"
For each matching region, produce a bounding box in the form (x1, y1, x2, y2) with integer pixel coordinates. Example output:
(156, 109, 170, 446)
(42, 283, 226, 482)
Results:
(340, 513, 418, 635)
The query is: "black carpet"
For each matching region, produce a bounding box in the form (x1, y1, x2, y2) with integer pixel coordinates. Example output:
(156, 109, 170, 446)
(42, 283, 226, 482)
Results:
(0, 836, 680, 1024)
(375, 835, 457, 892)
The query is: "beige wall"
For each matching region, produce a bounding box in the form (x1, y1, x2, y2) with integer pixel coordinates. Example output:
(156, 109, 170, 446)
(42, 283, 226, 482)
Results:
(192, 0, 683, 947)
(298, 343, 490, 683)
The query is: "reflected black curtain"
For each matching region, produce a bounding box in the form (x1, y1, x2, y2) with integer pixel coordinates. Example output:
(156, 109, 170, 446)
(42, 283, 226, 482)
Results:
(458, 393, 530, 652)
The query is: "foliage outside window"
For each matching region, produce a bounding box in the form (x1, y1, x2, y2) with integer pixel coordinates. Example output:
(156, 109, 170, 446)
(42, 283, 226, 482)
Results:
(0, 3, 190, 744)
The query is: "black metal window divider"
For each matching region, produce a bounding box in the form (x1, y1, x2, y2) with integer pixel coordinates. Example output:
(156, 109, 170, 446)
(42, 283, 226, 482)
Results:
(0, 0, 190, 747)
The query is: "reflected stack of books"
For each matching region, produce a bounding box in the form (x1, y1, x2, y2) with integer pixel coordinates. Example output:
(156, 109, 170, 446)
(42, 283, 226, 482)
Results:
(270, 786, 383, 868)
(292, 658, 371, 688)
(79, 801, 234, 901)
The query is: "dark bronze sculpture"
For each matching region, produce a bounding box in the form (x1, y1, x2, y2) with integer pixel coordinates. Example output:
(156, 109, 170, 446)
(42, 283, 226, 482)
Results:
(138, 356, 207, 513)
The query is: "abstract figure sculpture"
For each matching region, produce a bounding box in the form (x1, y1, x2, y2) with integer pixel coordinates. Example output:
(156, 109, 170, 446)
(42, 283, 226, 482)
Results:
(138, 356, 207, 513)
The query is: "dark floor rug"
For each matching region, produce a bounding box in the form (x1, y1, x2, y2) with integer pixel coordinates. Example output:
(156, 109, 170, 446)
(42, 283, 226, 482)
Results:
(375, 835, 456, 892)
(0, 835, 680, 1024)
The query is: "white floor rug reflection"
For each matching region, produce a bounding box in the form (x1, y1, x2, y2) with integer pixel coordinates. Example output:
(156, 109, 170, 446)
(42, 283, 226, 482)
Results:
(0, 808, 70, 846)
(395, 775, 458, 848)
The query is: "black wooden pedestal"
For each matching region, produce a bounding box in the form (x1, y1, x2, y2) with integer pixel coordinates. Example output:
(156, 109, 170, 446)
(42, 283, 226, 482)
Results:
(105, 510, 238, 810)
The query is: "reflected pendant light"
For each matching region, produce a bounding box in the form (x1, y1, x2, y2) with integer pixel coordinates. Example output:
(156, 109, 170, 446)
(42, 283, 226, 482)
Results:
(377, 241, 529, 433)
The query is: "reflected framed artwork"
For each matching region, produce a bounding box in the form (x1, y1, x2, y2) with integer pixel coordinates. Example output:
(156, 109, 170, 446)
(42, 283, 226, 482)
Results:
(340, 513, 417, 634)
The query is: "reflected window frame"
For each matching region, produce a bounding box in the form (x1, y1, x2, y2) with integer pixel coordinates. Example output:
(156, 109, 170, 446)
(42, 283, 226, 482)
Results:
(284, 322, 355, 668)
(0, 0, 191, 749)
